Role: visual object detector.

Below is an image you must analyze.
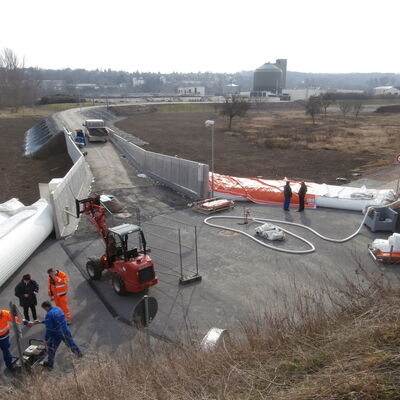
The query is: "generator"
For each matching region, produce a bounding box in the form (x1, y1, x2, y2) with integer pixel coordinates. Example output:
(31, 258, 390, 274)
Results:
(9, 302, 47, 373)
(21, 339, 47, 369)
(10, 339, 47, 372)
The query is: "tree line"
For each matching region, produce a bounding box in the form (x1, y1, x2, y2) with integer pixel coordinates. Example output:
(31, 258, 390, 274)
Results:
(300, 94, 365, 124)
(0, 48, 38, 112)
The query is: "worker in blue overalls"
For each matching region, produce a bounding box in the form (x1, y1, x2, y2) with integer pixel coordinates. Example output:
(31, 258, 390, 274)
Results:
(31, 301, 82, 369)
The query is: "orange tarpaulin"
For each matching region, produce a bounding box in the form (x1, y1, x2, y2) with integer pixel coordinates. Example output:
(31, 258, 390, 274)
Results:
(211, 173, 316, 208)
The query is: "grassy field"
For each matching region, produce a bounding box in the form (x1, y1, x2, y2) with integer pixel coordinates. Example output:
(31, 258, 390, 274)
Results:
(0, 103, 92, 118)
(37, 102, 93, 112)
(237, 109, 400, 170)
(156, 103, 215, 113)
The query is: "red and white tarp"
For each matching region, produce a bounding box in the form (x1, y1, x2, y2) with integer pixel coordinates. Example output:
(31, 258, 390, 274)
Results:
(211, 173, 396, 211)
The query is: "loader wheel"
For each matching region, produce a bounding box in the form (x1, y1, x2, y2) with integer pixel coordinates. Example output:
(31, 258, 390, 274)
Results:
(112, 274, 127, 296)
(86, 259, 103, 280)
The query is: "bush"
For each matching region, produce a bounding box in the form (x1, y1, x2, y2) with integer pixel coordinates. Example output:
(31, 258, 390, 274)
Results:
(37, 94, 84, 105)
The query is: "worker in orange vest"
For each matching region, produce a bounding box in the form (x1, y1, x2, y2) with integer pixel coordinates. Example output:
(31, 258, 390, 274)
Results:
(47, 268, 71, 323)
(0, 309, 23, 371)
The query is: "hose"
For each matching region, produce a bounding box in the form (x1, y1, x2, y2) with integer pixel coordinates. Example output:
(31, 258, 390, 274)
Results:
(204, 199, 400, 255)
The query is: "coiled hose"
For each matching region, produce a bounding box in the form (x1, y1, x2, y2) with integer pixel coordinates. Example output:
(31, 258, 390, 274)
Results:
(204, 200, 399, 255)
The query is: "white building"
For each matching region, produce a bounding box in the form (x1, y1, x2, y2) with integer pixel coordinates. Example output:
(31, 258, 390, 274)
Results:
(177, 86, 205, 96)
(373, 86, 400, 95)
(132, 77, 145, 87)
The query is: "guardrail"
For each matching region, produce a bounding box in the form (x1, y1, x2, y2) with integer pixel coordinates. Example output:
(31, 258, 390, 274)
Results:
(109, 131, 209, 199)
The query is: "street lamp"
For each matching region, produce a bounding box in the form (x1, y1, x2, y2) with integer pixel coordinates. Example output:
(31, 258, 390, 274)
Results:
(77, 87, 82, 113)
(205, 120, 215, 197)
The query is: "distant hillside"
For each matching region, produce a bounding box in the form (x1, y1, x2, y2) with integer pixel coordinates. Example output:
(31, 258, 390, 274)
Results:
(28, 67, 400, 96)
(286, 71, 400, 90)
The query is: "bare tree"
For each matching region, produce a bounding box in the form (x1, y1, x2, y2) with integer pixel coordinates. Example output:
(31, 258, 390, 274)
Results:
(220, 95, 250, 129)
(337, 101, 353, 117)
(0, 48, 36, 112)
(251, 94, 265, 111)
(319, 93, 335, 117)
(353, 102, 364, 118)
(299, 96, 322, 125)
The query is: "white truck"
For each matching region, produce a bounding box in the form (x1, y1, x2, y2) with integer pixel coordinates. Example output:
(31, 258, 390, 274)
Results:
(82, 119, 108, 143)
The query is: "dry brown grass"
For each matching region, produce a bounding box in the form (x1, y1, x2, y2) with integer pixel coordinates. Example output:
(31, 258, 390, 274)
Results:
(235, 110, 400, 169)
(4, 265, 400, 399)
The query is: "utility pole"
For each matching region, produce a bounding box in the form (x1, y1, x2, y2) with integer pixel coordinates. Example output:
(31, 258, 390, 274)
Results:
(205, 120, 215, 197)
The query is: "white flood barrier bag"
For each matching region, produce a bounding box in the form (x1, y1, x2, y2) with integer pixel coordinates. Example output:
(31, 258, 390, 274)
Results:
(314, 184, 396, 211)
(0, 198, 53, 287)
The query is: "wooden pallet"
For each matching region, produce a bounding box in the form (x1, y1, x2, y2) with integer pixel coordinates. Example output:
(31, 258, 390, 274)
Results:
(189, 198, 234, 215)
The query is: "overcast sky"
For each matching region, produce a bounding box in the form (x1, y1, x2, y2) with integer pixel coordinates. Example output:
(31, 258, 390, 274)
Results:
(1, 0, 399, 74)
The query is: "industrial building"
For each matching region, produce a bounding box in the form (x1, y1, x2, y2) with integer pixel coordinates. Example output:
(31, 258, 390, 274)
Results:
(251, 59, 287, 97)
(177, 86, 205, 96)
(373, 86, 400, 96)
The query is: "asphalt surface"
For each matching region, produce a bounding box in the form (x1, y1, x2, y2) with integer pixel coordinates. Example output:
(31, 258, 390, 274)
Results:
(1, 105, 400, 386)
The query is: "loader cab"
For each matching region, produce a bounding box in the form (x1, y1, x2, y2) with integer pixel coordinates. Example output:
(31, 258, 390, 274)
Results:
(106, 223, 146, 265)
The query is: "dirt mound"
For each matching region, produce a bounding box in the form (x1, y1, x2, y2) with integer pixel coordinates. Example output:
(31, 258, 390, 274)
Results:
(375, 104, 400, 113)
(29, 131, 69, 160)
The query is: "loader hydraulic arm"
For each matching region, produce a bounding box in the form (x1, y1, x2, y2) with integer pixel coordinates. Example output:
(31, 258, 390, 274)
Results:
(76, 195, 109, 242)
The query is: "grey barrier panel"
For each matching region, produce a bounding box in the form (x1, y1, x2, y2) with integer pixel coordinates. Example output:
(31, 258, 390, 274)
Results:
(50, 130, 93, 238)
(25, 119, 53, 155)
(109, 132, 209, 199)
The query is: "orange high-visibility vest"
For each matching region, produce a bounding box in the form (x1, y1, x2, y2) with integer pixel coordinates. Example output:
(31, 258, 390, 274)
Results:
(48, 270, 69, 297)
(0, 310, 21, 338)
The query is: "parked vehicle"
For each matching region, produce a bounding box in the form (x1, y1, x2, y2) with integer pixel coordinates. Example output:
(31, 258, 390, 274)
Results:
(82, 119, 108, 143)
(74, 129, 86, 148)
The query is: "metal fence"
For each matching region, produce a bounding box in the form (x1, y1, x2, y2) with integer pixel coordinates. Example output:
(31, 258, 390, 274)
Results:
(141, 219, 200, 283)
(50, 130, 93, 238)
(109, 132, 209, 199)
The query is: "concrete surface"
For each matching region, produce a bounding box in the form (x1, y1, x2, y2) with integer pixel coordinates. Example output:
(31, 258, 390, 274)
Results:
(347, 163, 400, 191)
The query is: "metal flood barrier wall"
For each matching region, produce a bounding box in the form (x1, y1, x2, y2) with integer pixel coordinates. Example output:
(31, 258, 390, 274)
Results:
(25, 119, 53, 155)
(109, 132, 209, 199)
(49, 130, 93, 238)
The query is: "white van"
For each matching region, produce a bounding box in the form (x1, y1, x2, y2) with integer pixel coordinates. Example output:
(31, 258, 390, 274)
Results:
(82, 119, 108, 143)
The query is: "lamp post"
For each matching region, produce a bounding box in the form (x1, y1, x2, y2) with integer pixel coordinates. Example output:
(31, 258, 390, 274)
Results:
(205, 120, 215, 197)
(77, 87, 82, 112)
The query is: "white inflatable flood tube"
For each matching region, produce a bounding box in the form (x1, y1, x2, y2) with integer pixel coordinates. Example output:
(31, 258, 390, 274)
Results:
(315, 195, 388, 211)
(214, 189, 395, 211)
(0, 199, 53, 287)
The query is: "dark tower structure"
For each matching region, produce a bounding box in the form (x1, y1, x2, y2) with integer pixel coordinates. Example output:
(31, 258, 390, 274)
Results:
(275, 59, 287, 90)
(252, 59, 287, 95)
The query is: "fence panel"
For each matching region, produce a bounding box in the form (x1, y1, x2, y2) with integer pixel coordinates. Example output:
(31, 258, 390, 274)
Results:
(109, 132, 209, 198)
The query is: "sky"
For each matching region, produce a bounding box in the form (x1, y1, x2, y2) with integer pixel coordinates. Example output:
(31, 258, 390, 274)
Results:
(1, 0, 399, 74)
